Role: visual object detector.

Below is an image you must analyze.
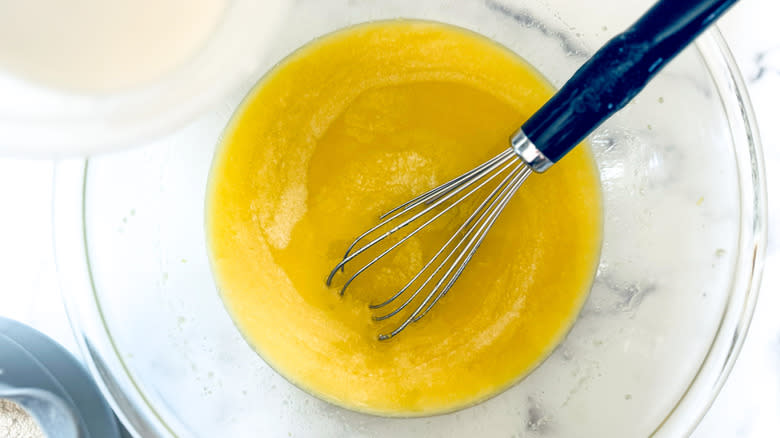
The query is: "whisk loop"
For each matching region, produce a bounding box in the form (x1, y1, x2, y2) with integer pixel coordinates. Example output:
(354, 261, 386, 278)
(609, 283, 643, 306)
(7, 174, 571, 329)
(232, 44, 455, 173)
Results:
(326, 148, 531, 340)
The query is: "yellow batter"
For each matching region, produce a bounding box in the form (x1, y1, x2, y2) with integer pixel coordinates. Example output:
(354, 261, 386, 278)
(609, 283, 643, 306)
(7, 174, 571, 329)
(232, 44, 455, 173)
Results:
(207, 20, 602, 416)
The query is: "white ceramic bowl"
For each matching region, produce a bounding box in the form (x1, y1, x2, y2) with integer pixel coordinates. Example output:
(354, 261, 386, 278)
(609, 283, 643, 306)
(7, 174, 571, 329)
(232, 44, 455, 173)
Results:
(0, 0, 288, 157)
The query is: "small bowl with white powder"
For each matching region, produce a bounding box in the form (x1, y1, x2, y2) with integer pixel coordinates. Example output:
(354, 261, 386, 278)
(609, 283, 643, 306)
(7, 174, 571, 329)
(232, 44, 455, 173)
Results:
(0, 399, 45, 438)
(0, 317, 120, 438)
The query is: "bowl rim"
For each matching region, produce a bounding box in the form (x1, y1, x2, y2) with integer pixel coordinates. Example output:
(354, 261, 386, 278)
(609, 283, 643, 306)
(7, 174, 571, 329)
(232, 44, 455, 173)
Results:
(52, 25, 768, 438)
(649, 27, 767, 438)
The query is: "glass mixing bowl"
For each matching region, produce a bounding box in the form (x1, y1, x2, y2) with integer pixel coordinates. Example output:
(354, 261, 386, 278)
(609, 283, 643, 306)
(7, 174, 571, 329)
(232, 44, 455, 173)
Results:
(52, 0, 767, 436)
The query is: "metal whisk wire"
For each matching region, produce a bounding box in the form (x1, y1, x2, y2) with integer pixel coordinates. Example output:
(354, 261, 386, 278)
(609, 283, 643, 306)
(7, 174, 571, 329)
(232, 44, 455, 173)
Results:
(326, 148, 532, 340)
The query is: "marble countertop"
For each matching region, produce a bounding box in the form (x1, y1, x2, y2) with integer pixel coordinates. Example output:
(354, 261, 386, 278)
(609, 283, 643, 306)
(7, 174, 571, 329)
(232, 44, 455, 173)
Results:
(0, 0, 778, 436)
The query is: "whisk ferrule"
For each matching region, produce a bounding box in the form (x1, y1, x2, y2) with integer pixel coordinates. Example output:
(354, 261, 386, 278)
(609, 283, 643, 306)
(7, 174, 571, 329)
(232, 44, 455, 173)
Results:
(511, 129, 552, 173)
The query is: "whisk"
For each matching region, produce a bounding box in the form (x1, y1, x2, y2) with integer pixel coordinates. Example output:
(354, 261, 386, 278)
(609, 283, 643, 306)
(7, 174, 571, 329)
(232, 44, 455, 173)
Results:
(326, 0, 737, 340)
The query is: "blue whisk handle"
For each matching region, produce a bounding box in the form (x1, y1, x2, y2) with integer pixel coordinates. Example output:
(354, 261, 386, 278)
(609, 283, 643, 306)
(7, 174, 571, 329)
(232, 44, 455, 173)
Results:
(519, 0, 738, 166)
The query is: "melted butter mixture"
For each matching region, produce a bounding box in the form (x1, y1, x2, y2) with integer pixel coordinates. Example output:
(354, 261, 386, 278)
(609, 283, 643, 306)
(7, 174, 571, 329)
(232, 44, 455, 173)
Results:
(207, 20, 602, 416)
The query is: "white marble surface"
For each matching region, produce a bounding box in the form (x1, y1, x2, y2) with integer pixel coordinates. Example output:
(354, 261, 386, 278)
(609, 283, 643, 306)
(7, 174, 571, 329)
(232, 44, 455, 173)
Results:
(0, 0, 778, 436)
